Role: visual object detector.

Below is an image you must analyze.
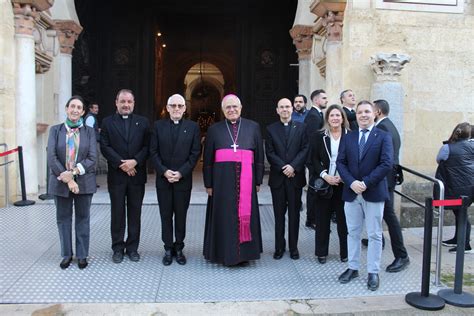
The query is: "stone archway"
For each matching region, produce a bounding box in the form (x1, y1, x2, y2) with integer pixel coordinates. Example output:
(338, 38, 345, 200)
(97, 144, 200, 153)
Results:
(184, 62, 224, 134)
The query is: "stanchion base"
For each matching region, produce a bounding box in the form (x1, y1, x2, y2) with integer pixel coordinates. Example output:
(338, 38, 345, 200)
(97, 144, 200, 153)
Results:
(38, 194, 54, 200)
(405, 292, 445, 311)
(438, 289, 474, 307)
(13, 200, 36, 207)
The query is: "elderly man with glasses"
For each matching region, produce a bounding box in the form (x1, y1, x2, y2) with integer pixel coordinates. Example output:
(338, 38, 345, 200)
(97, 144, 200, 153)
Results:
(150, 94, 201, 266)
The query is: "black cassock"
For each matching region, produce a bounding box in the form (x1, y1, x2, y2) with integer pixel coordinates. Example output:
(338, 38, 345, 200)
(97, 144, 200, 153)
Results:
(203, 118, 264, 266)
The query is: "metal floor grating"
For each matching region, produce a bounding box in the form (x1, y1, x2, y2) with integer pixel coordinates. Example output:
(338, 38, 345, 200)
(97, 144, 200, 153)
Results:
(1, 204, 436, 303)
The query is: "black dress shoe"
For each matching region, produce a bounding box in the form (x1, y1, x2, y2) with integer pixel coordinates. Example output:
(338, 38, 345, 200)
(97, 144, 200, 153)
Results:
(273, 249, 285, 260)
(361, 238, 385, 249)
(338, 268, 359, 284)
(317, 256, 326, 264)
(162, 250, 173, 266)
(127, 251, 140, 262)
(78, 258, 88, 269)
(340, 257, 348, 263)
(386, 257, 410, 273)
(367, 273, 379, 291)
(290, 249, 299, 260)
(175, 250, 187, 265)
(112, 251, 124, 264)
(305, 221, 317, 230)
(60, 257, 72, 269)
(238, 261, 249, 267)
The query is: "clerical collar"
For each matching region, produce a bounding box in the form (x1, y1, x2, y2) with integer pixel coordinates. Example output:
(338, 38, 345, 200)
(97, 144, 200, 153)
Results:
(281, 120, 291, 126)
(226, 118, 241, 125)
(170, 119, 181, 125)
(122, 115, 129, 119)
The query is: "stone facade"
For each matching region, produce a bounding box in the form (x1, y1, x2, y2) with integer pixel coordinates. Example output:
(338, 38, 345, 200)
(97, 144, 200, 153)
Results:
(0, 0, 17, 205)
(341, 5, 474, 175)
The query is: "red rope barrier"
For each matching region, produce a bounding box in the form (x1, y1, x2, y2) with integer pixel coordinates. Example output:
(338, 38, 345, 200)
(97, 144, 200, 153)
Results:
(432, 199, 463, 207)
(0, 147, 19, 158)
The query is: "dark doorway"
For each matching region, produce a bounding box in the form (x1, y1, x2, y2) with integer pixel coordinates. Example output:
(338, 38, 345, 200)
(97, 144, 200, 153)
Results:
(73, 0, 298, 130)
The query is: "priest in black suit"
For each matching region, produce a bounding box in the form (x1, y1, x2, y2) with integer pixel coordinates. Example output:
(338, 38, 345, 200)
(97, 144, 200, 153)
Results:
(340, 89, 358, 131)
(101, 89, 150, 264)
(266, 98, 309, 260)
(150, 94, 201, 266)
(304, 89, 328, 229)
(373, 99, 410, 272)
(203, 94, 264, 266)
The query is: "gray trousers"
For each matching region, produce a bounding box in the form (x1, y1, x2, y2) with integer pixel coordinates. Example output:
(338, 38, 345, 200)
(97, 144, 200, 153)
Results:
(344, 195, 384, 273)
(55, 194, 92, 259)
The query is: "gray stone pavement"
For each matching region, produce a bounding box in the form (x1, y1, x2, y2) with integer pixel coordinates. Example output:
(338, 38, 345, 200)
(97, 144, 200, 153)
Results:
(2, 170, 473, 315)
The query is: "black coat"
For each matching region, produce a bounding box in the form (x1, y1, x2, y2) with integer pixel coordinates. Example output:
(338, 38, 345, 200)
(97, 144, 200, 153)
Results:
(343, 106, 358, 131)
(150, 119, 201, 191)
(265, 121, 309, 189)
(100, 113, 150, 185)
(310, 129, 348, 183)
(376, 117, 401, 189)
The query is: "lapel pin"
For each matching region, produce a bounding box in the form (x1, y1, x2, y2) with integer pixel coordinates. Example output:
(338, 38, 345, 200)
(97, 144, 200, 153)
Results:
(184, 130, 187, 133)
(136, 122, 139, 126)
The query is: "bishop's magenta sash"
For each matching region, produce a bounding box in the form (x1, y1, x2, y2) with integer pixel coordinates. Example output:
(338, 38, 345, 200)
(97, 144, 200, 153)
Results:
(215, 149, 254, 243)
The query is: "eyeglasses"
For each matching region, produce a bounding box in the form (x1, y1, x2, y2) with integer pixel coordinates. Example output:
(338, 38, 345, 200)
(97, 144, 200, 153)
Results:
(168, 104, 185, 109)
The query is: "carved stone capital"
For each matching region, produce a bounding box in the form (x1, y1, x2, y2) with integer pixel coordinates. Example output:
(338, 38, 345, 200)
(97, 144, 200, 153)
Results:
(289, 25, 313, 60)
(54, 20, 83, 55)
(34, 12, 57, 73)
(13, 3, 40, 36)
(321, 11, 344, 42)
(370, 53, 411, 82)
(310, 0, 346, 17)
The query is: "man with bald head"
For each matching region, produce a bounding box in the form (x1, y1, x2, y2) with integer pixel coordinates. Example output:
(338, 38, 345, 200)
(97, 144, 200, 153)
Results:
(266, 98, 309, 260)
(150, 94, 201, 266)
(203, 94, 264, 266)
(101, 89, 150, 263)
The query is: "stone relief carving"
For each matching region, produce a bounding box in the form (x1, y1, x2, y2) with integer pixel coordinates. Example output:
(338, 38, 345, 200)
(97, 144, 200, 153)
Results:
(321, 11, 343, 42)
(370, 53, 411, 81)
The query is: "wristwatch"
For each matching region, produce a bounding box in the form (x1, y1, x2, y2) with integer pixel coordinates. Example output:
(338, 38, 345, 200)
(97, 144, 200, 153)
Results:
(72, 169, 78, 176)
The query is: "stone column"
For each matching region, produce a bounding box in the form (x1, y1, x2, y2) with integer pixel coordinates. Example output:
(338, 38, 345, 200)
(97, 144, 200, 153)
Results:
(54, 20, 82, 122)
(370, 53, 411, 160)
(321, 11, 344, 104)
(13, 3, 40, 195)
(289, 25, 313, 98)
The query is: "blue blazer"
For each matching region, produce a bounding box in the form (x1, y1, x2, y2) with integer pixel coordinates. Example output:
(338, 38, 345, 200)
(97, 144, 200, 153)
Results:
(336, 127, 393, 202)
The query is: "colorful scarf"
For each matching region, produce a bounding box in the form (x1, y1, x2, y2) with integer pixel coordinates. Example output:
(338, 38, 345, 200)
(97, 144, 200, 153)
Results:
(64, 119, 82, 170)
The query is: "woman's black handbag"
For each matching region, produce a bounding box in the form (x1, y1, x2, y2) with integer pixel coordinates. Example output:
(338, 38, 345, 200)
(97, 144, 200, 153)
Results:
(309, 177, 333, 199)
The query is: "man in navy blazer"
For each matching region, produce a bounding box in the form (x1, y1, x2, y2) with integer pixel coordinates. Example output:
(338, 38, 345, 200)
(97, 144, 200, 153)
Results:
(336, 100, 393, 291)
(150, 94, 201, 266)
(266, 98, 309, 260)
(101, 89, 150, 264)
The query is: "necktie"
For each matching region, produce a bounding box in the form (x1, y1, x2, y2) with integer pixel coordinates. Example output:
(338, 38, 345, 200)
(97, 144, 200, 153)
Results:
(359, 129, 369, 159)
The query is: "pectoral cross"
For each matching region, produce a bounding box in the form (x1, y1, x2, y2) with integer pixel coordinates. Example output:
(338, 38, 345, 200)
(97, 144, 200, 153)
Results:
(231, 143, 239, 152)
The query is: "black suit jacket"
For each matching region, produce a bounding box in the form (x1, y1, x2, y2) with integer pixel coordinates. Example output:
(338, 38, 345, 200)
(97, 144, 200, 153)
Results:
(150, 119, 201, 191)
(343, 106, 358, 131)
(376, 117, 401, 189)
(100, 113, 150, 185)
(310, 129, 348, 182)
(265, 121, 309, 189)
(304, 107, 324, 137)
(304, 107, 324, 173)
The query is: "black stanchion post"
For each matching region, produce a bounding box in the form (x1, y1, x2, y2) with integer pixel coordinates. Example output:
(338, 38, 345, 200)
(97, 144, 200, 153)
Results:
(13, 146, 35, 206)
(405, 197, 445, 310)
(438, 196, 474, 307)
(39, 146, 53, 200)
